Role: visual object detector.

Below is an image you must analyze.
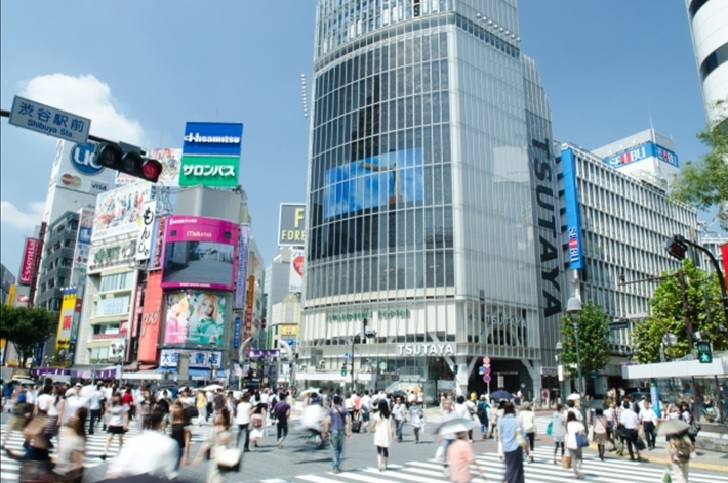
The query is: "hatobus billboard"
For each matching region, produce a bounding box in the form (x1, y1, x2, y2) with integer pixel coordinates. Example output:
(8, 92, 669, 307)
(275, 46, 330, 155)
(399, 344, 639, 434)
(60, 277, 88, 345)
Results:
(161, 216, 239, 291)
(164, 291, 227, 346)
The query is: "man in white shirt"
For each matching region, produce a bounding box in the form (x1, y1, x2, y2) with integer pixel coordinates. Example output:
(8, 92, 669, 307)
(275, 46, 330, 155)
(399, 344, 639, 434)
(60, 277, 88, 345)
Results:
(619, 401, 641, 460)
(63, 383, 89, 426)
(360, 390, 372, 429)
(88, 384, 105, 435)
(638, 400, 658, 450)
(106, 409, 178, 479)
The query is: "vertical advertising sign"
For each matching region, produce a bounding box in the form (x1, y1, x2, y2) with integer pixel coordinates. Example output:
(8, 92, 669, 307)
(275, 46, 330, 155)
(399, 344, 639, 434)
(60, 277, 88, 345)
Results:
(70, 208, 93, 288)
(289, 249, 304, 293)
(233, 316, 242, 349)
(149, 216, 166, 270)
(278, 203, 306, 247)
(19, 237, 40, 285)
(135, 201, 157, 261)
(561, 147, 584, 270)
(245, 275, 255, 336)
(138, 271, 163, 362)
(234, 225, 249, 309)
(55, 289, 77, 354)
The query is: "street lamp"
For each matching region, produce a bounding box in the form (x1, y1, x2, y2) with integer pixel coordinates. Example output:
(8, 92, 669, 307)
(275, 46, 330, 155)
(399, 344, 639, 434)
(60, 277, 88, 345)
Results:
(567, 296, 586, 422)
(555, 341, 565, 405)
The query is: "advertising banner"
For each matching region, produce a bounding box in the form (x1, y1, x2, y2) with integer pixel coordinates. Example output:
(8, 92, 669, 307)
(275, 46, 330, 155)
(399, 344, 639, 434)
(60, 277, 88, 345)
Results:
(70, 208, 93, 288)
(137, 271, 163, 362)
(19, 237, 40, 285)
(161, 216, 239, 291)
(164, 291, 227, 346)
(278, 204, 306, 246)
(602, 141, 680, 169)
(92, 182, 154, 241)
(182, 122, 244, 157)
(179, 155, 239, 188)
(159, 348, 222, 369)
(116, 147, 182, 187)
(46, 141, 116, 200)
(561, 147, 584, 270)
(13, 285, 31, 307)
(234, 225, 249, 309)
(233, 316, 242, 349)
(135, 201, 157, 261)
(55, 289, 77, 353)
(88, 237, 137, 273)
(149, 216, 166, 271)
(245, 275, 254, 336)
(289, 249, 304, 293)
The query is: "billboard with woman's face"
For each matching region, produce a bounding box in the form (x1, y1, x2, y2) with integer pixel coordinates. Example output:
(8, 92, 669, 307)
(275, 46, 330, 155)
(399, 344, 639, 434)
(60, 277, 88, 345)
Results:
(164, 291, 227, 346)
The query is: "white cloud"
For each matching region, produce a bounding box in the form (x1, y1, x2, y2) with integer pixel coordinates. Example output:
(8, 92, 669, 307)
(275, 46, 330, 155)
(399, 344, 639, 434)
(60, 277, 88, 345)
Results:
(0, 201, 45, 230)
(21, 74, 144, 145)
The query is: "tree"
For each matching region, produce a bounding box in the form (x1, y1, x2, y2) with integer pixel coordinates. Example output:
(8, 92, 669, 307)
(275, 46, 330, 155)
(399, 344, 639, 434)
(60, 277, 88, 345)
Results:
(670, 115, 728, 231)
(632, 258, 728, 363)
(560, 301, 610, 388)
(0, 305, 57, 368)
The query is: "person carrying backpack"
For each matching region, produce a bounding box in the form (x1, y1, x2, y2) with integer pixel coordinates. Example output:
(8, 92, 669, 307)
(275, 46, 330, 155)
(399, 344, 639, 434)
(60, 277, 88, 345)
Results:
(476, 395, 490, 438)
(669, 429, 694, 483)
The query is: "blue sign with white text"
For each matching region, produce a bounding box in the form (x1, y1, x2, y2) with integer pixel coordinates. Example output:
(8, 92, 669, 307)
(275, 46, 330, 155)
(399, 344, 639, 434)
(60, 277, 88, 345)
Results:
(182, 122, 244, 157)
(561, 148, 584, 270)
(602, 142, 679, 169)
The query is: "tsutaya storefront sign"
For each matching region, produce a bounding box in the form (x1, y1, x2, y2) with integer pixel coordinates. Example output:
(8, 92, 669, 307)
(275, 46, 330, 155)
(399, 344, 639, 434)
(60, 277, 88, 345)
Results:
(327, 308, 410, 322)
(397, 343, 454, 356)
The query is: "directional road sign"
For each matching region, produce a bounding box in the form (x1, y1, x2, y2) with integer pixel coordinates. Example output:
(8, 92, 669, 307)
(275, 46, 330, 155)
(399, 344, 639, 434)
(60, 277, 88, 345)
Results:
(9, 96, 91, 144)
(344, 352, 352, 360)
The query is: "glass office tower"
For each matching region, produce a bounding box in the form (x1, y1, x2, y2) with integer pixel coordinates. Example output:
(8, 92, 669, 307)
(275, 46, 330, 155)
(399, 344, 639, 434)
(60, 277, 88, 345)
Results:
(299, 0, 565, 401)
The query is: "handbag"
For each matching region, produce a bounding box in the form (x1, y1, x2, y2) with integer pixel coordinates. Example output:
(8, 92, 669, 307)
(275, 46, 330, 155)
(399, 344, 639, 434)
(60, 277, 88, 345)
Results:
(562, 453, 572, 469)
(516, 427, 528, 450)
(635, 436, 646, 451)
(575, 431, 589, 448)
(216, 446, 243, 472)
(546, 421, 554, 436)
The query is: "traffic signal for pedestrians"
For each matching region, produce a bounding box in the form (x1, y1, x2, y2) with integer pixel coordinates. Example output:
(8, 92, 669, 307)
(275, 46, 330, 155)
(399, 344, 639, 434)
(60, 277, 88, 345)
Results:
(341, 364, 347, 377)
(95, 142, 163, 183)
(665, 234, 688, 261)
(696, 341, 713, 363)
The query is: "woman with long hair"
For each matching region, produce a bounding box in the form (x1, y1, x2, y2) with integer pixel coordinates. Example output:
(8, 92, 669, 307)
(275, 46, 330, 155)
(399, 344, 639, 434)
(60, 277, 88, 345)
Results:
(498, 401, 525, 483)
(249, 401, 267, 448)
(551, 402, 566, 465)
(592, 407, 609, 461)
(101, 394, 128, 460)
(565, 409, 586, 479)
(190, 294, 222, 345)
(370, 399, 395, 471)
(194, 407, 233, 483)
(36, 384, 64, 447)
(52, 407, 87, 481)
(170, 404, 192, 471)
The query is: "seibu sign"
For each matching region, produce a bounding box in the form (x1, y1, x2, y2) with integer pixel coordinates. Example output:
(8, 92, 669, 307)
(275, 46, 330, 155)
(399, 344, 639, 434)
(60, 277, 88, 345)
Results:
(397, 343, 454, 356)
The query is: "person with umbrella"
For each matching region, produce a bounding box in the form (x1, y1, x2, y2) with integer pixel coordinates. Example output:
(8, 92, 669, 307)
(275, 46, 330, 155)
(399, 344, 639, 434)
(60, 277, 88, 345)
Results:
(658, 421, 694, 483)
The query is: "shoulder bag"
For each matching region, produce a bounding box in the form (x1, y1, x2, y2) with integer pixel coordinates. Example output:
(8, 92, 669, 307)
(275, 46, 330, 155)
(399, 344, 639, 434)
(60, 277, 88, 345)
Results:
(214, 430, 243, 473)
(575, 430, 590, 448)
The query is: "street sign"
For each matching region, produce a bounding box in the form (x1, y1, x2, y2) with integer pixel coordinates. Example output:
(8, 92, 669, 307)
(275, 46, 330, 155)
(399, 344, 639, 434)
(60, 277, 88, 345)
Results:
(483, 375, 491, 383)
(483, 356, 491, 365)
(344, 352, 352, 360)
(478, 366, 484, 375)
(9, 96, 91, 144)
(483, 366, 491, 375)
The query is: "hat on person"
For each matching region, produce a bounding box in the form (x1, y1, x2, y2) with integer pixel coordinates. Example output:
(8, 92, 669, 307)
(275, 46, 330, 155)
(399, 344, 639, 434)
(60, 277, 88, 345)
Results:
(75, 382, 83, 387)
(480, 394, 486, 400)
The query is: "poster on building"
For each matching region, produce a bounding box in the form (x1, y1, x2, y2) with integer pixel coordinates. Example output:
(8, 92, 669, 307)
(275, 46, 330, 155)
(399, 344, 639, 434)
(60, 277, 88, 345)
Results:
(135, 201, 157, 261)
(278, 203, 306, 247)
(137, 271, 163, 362)
(149, 216, 166, 271)
(161, 216, 239, 291)
(70, 208, 93, 287)
(164, 291, 227, 346)
(234, 225, 249, 309)
(92, 181, 154, 241)
(55, 289, 77, 354)
(116, 147, 182, 187)
(88, 237, 137, 273)
(19, 237, 40, 285)
(289, 249, 304, 293)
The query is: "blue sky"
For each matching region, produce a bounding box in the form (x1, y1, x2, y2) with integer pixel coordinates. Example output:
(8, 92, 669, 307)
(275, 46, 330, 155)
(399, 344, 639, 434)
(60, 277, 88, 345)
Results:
(0, 1, 713, 276)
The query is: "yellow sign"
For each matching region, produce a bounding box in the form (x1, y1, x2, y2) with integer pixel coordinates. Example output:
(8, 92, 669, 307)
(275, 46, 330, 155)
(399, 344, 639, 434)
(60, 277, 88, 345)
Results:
(280, 324, 298, 336)
(55, 290, 77, 353)
(7, 283, 16, 306)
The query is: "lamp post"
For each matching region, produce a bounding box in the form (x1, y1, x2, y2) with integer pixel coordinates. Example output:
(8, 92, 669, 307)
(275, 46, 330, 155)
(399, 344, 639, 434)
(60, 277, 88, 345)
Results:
(555, 341, 565, 405)
(567, 296, 586, 423)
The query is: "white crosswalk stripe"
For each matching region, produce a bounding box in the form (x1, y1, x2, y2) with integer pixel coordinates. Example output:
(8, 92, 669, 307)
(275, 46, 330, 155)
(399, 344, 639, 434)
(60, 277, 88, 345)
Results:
(0, 421, 209, 482)
(259, 446, 725, 483)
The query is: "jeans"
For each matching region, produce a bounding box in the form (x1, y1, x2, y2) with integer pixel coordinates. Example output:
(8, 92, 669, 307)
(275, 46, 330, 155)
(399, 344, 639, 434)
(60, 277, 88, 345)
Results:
(277, 422, 288, 441)
(237, 424, 250, 449)
(395, 419, 404, 441)
(329, 429, 346, 471)
(89, 409, 101, 434)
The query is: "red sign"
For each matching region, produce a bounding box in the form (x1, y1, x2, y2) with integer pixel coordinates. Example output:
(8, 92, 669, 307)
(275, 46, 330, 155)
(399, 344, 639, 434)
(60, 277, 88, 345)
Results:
(19, 237, 40, 285)
(293, 255, 304, 276)
(137, 271, 163, 362)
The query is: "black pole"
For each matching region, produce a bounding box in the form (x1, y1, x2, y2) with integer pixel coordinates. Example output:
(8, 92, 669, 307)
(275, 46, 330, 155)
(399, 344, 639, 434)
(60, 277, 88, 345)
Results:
(680, 236, 728, 327)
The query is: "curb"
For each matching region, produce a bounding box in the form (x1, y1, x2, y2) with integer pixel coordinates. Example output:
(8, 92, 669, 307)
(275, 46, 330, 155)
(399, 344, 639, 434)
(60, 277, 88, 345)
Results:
(589, 444, 728, 473)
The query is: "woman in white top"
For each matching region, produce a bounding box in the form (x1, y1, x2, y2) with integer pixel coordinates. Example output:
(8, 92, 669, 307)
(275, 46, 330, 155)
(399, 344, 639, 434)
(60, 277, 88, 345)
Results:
(102, 394, 128, 460)
(565, 410, 586, 479)
(550, 403, 567, 465)
(517, 401, 536, 463)
(235, 393, 252, 451)
(52, 407, 86, 479)
(370, 399, 395, 471)
(36, 385, 64, 445)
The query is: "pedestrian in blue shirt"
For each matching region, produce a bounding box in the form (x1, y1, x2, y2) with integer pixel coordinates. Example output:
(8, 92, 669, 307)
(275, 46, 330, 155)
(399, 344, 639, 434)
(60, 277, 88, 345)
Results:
(322, 395, 352, 474)
(498, 401, 525, 483)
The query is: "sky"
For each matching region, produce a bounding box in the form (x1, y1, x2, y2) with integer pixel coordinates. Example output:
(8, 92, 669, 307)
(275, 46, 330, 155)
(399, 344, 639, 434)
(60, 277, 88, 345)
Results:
(0, 1, 715, 277)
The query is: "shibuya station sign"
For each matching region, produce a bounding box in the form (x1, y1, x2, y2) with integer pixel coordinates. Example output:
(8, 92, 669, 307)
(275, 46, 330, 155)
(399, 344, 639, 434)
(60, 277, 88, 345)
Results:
(397, 343, 454, 356)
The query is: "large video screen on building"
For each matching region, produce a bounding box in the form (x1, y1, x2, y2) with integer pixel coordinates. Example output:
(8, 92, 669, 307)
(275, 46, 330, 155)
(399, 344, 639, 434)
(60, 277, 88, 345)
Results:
(164, 291, 227, 346)
(161, 216, 239, 291)
(323, 147, 423, 219)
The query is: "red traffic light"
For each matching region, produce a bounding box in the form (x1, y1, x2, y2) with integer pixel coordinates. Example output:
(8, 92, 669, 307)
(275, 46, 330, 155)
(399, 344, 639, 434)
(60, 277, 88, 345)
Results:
(95, 142, 162, 183)
(142, 159, 163, 183)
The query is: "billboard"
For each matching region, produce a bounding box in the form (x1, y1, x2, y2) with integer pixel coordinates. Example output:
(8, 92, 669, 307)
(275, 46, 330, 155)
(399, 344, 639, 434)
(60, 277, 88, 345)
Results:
(46, 140, 116, 198)
(116, 147, 182, 187)
(70, 208, 93, 287)
(182, 122, 244, 157)
(561, 147, 584, 270)
(88, 237, 137, 273)
(234, 225, 249, 309)
(278, 204, 306, 247)
(179, 155, 239, 187)
(289, 249, 304, 293)
(92, 182, 154, 241)
(602, 141, 679, 169)
(159, 348, 222, 369)
(161, 216, 239, 291)
(19, 237, 40, 285)
(137, 271, 163, 362)
(323, 147, 423, 219)
(55, 289, 77, 353)
(135, 201, 157, 262)
(163, 291, 227, 346)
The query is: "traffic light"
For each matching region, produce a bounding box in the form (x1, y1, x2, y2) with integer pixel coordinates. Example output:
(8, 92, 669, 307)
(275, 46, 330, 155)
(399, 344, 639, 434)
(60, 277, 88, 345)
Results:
(341, 364, 347, 377)
(665, 234, 688, 261)
(95, 142, 163, 183)
(453, 364, 459, 376)
(696, 341, 713, 363)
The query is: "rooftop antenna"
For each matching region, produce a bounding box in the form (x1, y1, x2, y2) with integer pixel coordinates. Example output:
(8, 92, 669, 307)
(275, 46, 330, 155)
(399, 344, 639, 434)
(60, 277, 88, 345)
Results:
(300, 74, 309, 118)
(648, 106, 655, 142)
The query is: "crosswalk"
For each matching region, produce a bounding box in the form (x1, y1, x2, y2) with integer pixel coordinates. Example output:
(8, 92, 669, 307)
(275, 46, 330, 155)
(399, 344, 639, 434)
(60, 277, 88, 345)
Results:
(257, 447, 724, 483)
(0, 421, 209, 482)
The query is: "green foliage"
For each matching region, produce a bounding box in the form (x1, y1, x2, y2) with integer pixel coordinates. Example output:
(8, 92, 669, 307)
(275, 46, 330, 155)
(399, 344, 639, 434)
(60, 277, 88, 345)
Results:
(670, 118, 728, 231)
(633, 259, 728, 363)
(560, 301, 610, 379)
(0, 305, 57, 367)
